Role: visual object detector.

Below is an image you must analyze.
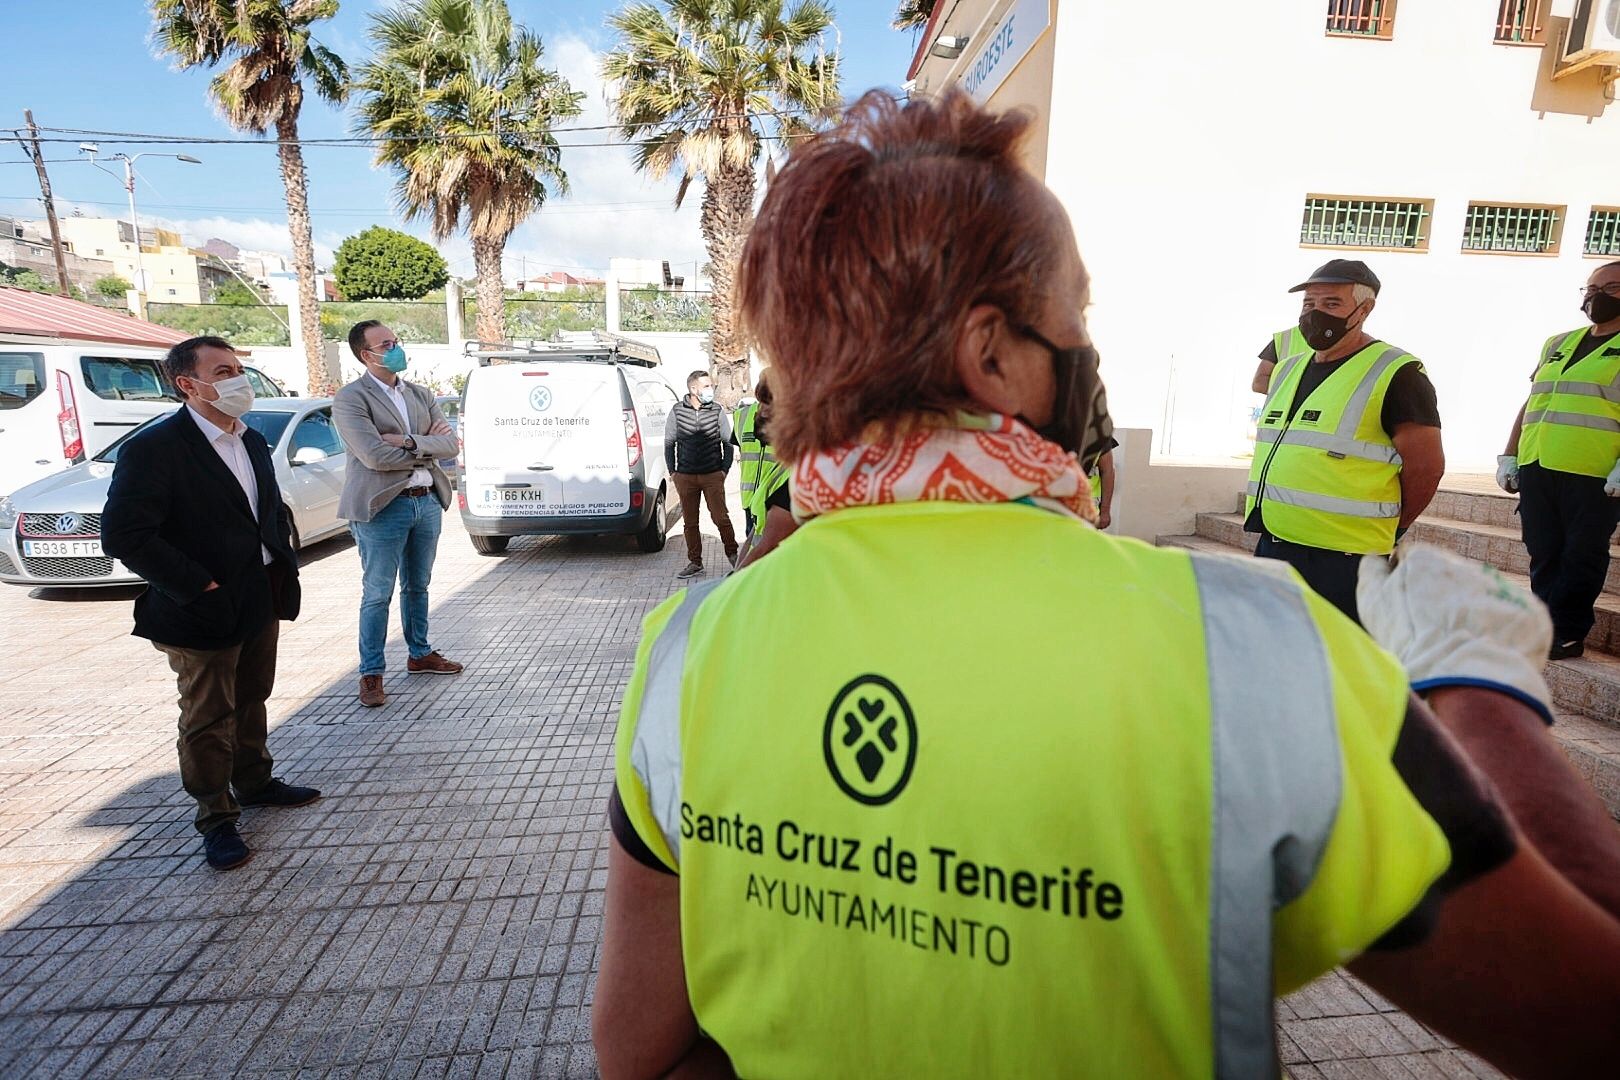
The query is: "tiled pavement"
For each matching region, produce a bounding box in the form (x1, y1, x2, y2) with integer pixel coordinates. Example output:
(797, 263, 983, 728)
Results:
(0, 503, 1503, 1078)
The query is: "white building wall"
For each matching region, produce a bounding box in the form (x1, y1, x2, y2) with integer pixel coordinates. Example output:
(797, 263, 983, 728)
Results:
(923, 0, 1620, 468)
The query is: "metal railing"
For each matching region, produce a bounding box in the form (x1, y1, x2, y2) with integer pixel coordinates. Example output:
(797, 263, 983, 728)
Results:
(1495, 0, 1548, 45)
(1461, 203, 1563, 254)
(1584, 208, 1620, 257)
(1326, 0, 1396, 38)
(1300, 196, 1431, 250)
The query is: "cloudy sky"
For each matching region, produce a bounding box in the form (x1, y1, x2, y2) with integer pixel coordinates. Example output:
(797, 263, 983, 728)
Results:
(1, 2, 915, 282)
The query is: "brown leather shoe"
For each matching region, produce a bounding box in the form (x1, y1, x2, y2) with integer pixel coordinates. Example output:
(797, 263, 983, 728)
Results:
(359, 674, 385, 707)
(408, 651, 464, 675)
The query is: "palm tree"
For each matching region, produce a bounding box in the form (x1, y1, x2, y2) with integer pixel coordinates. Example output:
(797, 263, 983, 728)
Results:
(351, 0, 582, 345)
(893, 0, 935, 31)
(603, 0, 841, 405)
(151, 0, 347, 396)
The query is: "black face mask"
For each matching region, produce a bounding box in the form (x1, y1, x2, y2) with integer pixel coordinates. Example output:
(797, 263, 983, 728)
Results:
(1015, 325, 1113, 460)
(1298, 303, 1363, 352)
(1583, 292, 1620, 326)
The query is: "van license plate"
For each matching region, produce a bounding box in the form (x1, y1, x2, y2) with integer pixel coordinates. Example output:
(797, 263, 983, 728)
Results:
(481, 487, 546, 509)
(23, 540, 104, 557)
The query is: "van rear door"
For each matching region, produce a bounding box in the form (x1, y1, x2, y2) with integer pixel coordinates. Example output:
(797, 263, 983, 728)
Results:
(464, 362, 631, 520)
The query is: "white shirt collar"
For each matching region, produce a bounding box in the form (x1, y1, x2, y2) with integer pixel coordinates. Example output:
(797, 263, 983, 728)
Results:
(368, 371, 404, 397)
(186, 404, 242, 443)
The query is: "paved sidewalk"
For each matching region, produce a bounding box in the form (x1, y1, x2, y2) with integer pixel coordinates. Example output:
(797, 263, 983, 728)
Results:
(0, 506, 1500, 1078)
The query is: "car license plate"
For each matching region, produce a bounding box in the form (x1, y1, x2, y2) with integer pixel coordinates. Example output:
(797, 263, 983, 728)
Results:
(23, 539, 104, 557)
(482, 487, 544, 506)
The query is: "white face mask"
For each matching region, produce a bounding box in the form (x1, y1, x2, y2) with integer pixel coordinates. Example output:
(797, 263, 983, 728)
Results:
(199, 373, 255, 418)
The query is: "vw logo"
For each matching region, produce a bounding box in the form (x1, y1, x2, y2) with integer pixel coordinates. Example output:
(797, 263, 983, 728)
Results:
(529, 385, 553, 412)
(56, 513, 82, 535)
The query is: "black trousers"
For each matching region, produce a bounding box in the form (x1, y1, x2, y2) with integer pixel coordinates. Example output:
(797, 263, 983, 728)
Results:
(1517, 462, 1619, 644)
(1254, 533, 1363, 625)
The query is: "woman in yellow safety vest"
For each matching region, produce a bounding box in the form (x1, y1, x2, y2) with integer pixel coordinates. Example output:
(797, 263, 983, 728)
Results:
(593, 90, 1620, 1080)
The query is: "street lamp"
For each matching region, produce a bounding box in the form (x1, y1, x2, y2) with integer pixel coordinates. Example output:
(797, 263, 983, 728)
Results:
(79, 145, 202, 295)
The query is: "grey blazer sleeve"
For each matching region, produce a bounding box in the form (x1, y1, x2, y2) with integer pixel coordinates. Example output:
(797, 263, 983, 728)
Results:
(412, 386, 458, 458)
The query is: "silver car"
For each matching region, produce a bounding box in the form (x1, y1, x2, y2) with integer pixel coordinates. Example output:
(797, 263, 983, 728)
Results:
(0, 398, 350, 589)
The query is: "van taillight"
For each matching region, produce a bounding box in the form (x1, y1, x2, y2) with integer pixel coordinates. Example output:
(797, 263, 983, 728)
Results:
(624, 408, 643, 468)
(57, 371, 84, 464)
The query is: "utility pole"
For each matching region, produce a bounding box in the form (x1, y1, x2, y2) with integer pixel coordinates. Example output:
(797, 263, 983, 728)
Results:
(21, 110, 72, 296)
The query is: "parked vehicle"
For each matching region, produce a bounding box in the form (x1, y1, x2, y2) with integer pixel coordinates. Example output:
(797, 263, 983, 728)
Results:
(0, 397, 345, 589)
(457, 336, 676, 554)
(0, 337, 286, 496)
(435, 394, 461, 484)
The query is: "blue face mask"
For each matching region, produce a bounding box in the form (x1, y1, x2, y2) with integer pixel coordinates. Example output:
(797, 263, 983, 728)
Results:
(380, 344, 409, 373)
(698, 388, 714, 404)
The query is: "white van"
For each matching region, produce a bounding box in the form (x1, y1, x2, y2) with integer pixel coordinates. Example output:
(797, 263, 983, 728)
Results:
(457, 337, 677, 554)
(0, 337, 286, 496)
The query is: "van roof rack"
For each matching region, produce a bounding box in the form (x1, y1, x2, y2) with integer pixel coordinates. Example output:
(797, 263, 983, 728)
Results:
(464, 331, 661, 368)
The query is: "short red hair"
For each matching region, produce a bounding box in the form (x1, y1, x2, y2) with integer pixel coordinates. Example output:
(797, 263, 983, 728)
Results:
(738, 90, 1079, 460)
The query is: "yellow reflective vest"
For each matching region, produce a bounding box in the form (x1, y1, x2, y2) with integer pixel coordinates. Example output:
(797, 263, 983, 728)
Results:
(735, 401, 768, 501)
(615, 500, 1449, 1078)
(1518, 326, 1620, 478)
(1247, 340, 1420, 555)
(745, 457, 791, 527)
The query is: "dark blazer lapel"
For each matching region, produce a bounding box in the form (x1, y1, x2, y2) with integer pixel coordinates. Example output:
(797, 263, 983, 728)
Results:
(174, 407, 256, 523)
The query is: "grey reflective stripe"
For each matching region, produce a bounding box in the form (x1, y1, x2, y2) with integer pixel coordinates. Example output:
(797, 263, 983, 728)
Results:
(629, 578, 727, 866)
(1271, 428, 1401, 464)
(1244, 481, 1399, 519)
(1192, 554, 1342, 1080)
(1334, 348, 1410, 440)
(740, 450, 764, 462)
(1522, 409, 1620, 434)
(1263, 354, 1307, 412)
(1529, 381, 1620, 404)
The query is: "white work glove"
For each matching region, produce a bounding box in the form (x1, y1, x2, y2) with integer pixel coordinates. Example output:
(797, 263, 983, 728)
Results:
(1358, 544, 1553, 724)
(1605, 459, 1620, 498)
(1496, 455, 1519, 494)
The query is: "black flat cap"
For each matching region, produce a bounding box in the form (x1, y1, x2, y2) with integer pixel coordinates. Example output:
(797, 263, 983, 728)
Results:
(1289, 259, 1381, 295)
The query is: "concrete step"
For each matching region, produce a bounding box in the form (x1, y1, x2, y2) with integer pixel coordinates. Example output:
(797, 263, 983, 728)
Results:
(1198, 510, 1620, 597)
(1426, 487, 1520, 531)
(1405, 516, 1620, 597)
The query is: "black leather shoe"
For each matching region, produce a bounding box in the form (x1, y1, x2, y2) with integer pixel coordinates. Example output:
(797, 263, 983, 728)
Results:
(237, 777, 321, 808)
(203, 823, 251, 871)
(1548, 640, 1585, 661)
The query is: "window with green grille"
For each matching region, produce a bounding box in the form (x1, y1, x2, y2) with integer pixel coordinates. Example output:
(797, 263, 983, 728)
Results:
(1300, 196, 1431, 251)
(1495, 0, 1548, 44)
(1584, 207, 1620, 257)
(1461, 203, 1564, 254)
(1326, 0, 1397, 38)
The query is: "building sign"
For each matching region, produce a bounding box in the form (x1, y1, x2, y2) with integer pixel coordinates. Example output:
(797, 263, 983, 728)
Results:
(960, 0, 1050, 104)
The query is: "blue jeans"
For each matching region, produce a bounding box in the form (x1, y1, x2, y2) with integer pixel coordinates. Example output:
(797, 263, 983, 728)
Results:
(350, 493, 443, 676)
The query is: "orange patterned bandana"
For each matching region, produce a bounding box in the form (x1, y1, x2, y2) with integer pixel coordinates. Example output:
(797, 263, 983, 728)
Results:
(791, 412, 1096, 525)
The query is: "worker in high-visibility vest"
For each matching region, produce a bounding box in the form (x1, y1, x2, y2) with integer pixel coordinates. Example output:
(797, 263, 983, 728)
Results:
(733, 390, 770, 538)
(735, 375, 799, 570)
(1085, 437, 1116, 531)
(1497, 260, 1620, 660)
(593, 91, 1620, 1080)
(1246, 260, 1446, 622)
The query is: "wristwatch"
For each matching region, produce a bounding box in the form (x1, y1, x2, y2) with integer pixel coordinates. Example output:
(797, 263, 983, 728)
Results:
(404, 435, 418, 454)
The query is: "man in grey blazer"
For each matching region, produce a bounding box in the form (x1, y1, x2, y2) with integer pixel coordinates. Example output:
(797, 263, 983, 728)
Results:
(333, 321, 465, 707)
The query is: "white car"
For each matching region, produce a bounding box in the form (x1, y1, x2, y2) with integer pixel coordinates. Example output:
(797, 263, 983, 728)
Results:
(0, 337, 287, 496)
(457, 337, 676, 554)
(0, 398, 347, 589)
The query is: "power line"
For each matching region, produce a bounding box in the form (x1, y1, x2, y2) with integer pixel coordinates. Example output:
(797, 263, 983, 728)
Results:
(0, 193, 686, 217)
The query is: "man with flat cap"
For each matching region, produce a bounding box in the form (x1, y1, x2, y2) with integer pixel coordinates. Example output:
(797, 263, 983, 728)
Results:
(1245, 259, 1445, 621)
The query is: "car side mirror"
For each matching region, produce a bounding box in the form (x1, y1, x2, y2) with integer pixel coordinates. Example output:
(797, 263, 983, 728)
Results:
(291, 446, 329, 466)
(286, 390, 299, 397)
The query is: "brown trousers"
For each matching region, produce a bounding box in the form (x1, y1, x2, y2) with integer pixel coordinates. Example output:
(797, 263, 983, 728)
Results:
(155, 616, 279, 835)
(672, 471, 738, 565)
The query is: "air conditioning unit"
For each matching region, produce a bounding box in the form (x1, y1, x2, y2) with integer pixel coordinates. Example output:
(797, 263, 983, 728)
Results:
(1563, 0, 1620, 65)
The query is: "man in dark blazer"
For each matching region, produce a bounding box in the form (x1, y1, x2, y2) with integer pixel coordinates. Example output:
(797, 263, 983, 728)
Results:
(102, 336, 319, 871)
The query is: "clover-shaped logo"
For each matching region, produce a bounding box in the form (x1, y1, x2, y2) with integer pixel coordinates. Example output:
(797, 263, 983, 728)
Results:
(823, 675, 917, 805)
(529, 385, 553, 412)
